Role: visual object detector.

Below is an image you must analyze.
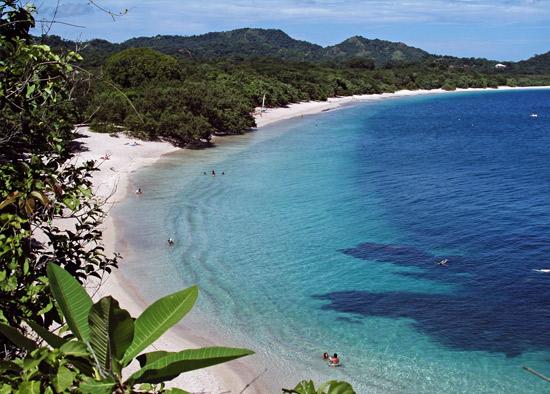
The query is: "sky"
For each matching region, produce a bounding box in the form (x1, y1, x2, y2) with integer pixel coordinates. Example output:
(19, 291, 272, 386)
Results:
(33, 0, 550, 61)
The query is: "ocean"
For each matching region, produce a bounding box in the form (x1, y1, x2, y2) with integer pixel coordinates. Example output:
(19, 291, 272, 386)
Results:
(115, 89, 550, 393)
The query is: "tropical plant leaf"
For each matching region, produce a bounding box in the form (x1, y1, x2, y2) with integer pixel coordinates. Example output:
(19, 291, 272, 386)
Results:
(283, 380, 317, 394)
(318, 380, 356, 394)
(165, 389, 190, 394)
(67, 356, 94, 376)
(47, 263, 93, 342)
(53, 365, 77, 392)
(137, 350, 169, 368)
(128, 346, 253, 384)
(79, 377, 116, 394)
(18, 381, 41, 394)
(26, 319, 67, 348)
(88, 296, 134, 373)
(122, 286, 198, 365)
(0, 323, 37, 351)
(60, 340, 89, 357)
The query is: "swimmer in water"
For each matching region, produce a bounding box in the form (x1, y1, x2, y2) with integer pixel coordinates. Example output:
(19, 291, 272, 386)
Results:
(329, 353, 340, 366)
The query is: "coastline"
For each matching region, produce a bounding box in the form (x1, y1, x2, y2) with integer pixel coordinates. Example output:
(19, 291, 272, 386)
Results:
(254, 86, 550, 128)
(81, 85, 550, 393)
(74, 128, 251, 393)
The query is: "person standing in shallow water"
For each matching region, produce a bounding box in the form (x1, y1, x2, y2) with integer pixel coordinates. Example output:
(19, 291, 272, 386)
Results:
(211, 170, 216, 176)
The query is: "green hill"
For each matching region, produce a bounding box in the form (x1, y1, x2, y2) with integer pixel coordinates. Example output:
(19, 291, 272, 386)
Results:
(122, 28, 322, 61)
(38, 28, 550, 71)
(515, 52, 550, 74)
(320, 36, 431, 65)
(40, 28, 436, 66)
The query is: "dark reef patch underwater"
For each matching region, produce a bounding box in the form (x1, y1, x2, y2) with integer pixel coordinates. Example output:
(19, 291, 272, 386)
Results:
(314, 241, 550, 357)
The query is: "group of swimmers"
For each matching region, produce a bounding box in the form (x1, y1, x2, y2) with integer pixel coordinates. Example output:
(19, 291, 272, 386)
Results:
(203, 170, 225, 176)
(322, 352, 340, 367)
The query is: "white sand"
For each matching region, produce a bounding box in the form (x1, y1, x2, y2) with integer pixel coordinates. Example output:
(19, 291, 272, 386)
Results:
(73, 128, 249, 393)
(79, 85, 550, 393)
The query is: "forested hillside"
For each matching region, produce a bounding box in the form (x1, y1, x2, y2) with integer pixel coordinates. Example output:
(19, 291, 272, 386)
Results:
(514, 52, 550, 74)
(124, 28, 322, 62)
(40, 28, 550, 71)
(69, 45, 550, 148)
(35, 28, 550, 147)
(321, 36, 430, 65)
(39, 28, 438, 66)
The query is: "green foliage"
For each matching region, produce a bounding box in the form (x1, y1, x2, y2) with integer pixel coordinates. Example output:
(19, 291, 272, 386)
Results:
(0, 263, 253, 393)
(322, 36, 429, 66)
(37, 27, 544, 147)
(283, 380, 356, 394)
(81, 47, 550, 148)
(105, 48, 181, 88)
(0, 263, 252, 392)
(0, 0, 118, 356)
(0, 346, 84, 393)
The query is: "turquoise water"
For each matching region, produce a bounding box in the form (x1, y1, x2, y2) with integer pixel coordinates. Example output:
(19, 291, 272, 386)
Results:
(115, 89, 550, 393)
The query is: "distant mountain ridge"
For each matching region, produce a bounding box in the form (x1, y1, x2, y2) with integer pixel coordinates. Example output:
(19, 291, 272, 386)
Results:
(40, 28, 435, 66)
(41, 27, 549, 70)
(122, 29, 431, 65)
(125, 29, 323, 61)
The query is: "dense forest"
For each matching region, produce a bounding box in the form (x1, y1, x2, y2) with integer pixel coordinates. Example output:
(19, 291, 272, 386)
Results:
(39, 28, 550, 147)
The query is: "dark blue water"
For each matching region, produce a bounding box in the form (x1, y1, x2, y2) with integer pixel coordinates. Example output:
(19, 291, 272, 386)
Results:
(319, 90, 550, 357)
(117, 89, 550, 393)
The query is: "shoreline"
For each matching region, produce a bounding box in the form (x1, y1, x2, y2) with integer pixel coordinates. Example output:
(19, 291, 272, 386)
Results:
(81, 85, 549, 393)
(254, 86, 550, 128)
(74, 128, 252, 393)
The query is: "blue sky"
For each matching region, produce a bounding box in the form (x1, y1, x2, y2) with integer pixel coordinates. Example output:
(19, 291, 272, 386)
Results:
(34, 0, 550, 61)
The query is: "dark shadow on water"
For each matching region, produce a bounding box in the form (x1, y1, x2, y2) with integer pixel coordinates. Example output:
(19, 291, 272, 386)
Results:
(314, 241, 550, 357)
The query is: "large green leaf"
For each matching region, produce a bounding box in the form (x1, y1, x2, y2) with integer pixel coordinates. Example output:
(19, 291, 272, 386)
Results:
(60, 340, 89, 357)
(0, 323, 37, 351)
(26, 320, 67, 348)
(18, 381, 41, 394)
(318, 381, 356, 394)
(128, 346, 254, 384)
(283, 380, 356, 394)
(121, 286, 198, 365)
(136, 350, 169, 367)
(79, 377, 116, 394)
(283, 380, 317, 394)
(53, 365, 77, 392)
(47, 263, 92, 342)
(88, 296, 134, 374)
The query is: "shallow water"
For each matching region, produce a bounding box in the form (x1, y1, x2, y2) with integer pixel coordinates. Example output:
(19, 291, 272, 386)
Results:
(116, 89, 550, 393)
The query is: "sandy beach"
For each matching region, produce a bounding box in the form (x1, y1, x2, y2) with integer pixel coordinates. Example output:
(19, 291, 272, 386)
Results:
(78, 85, 549, 393)
(73, 128, 253, 393)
